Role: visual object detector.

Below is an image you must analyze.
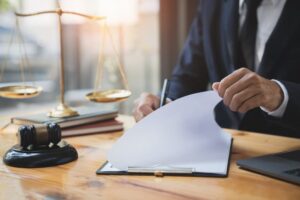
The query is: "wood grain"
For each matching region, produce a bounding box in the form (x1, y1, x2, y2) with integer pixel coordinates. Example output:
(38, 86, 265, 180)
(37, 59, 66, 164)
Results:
(0, 115, 299, 200)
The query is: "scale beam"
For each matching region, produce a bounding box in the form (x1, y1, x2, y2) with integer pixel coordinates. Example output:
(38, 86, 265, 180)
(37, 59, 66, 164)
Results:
(15, 9, 106, 20)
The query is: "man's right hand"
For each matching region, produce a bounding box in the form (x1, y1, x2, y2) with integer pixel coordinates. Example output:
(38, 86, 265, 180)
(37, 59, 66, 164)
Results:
(133, 93, 160, 122)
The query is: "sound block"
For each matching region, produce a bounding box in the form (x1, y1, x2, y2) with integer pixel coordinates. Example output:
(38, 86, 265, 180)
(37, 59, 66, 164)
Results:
(3, 140, 78, 168)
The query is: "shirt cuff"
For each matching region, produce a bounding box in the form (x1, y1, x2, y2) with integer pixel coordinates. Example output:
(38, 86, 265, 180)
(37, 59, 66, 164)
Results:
(260, 80, 289, 118)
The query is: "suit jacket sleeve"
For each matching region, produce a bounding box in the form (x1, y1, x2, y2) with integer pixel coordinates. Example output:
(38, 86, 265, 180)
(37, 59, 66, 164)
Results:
(268, 81, 300, 133)
(168, 2, 209, 100)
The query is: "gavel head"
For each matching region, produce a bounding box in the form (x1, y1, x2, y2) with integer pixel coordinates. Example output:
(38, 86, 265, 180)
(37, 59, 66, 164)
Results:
(18, 123, 61, 149)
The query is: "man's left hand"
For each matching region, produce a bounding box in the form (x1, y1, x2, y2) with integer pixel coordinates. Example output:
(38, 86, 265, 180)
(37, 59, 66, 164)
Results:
(212, 68, 283, 113)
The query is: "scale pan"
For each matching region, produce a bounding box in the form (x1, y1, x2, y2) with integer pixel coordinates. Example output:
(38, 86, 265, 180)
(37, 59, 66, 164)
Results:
(0, 85, 42, 99)
(86, 89, 131, 103)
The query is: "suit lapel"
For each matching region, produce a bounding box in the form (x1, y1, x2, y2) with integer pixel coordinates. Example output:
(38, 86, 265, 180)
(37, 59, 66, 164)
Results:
(223, 0, 239, 71)
(258, 0, 300, 76)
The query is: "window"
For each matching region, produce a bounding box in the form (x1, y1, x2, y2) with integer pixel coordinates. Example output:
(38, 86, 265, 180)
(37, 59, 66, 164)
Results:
(0, 0, 160, 116)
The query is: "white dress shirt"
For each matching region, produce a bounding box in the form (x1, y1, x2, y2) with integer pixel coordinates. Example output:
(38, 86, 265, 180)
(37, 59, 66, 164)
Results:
(239, 0, 288, 118)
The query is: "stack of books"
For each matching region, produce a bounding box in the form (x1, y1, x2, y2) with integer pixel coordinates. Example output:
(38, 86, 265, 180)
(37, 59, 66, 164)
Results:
(5, 107, 123, 137)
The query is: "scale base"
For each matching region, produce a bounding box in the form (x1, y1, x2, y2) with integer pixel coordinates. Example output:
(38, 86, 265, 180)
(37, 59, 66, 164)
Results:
(48, 103, 78, 118)
(3, 141, 78, 168)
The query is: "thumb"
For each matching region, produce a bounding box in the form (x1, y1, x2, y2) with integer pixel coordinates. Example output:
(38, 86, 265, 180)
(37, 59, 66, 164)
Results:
(212, 82, 220, 91)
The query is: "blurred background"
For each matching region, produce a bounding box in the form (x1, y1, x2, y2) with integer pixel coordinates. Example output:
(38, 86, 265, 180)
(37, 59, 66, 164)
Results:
(0, 0, 198, 117)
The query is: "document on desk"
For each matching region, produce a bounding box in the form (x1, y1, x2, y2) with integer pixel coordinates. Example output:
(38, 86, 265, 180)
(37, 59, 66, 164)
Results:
(100, 91, 232, 176)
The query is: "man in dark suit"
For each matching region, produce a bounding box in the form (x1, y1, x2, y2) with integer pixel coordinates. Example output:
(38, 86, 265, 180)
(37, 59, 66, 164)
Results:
(133, 0, 300, 138)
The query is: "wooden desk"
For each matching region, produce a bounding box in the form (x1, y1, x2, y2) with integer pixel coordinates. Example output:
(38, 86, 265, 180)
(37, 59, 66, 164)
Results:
(0, 115, 299, 200)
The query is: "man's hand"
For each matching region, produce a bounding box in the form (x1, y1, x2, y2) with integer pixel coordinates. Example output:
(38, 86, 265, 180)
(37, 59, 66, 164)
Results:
(212, 68, 284, 113)
(133, 93, 160, 122)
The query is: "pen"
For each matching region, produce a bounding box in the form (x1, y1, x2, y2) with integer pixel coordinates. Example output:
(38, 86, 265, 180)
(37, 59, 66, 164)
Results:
(159, 79, 169, 107)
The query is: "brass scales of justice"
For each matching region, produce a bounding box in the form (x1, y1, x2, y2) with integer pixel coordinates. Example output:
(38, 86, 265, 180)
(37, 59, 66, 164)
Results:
(0, 2, 131, 118)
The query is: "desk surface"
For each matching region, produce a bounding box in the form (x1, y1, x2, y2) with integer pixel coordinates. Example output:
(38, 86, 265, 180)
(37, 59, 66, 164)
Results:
(0, 115, 300, 200)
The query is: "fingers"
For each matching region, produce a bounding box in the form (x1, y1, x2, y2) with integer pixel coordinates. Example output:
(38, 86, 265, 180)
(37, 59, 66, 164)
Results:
(228, 85, 261, 112)
(213, 68, 274, 113)
(217, 68, 250, 97)
(222, 72, 257, 106)
(133, 93, 160, 122)
(134, 104, 154, 121)
(237, 94, 263, 113)
(214, 67, 285, 113)
(212, 82, 219, 91)
(139, 93, 160, 109)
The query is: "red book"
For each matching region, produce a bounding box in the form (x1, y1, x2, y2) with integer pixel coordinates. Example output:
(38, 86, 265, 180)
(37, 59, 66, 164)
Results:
(62, 119, 123, 137)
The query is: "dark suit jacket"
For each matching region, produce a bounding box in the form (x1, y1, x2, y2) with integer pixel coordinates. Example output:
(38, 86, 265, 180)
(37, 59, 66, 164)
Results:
(168, 0, 300, 138)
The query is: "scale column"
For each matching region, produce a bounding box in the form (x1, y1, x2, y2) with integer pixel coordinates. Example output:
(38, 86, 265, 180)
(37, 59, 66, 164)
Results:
(48, 8, 78, 118)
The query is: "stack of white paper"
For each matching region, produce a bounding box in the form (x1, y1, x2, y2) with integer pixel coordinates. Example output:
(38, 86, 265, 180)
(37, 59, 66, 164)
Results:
(107, 91, 232, 175)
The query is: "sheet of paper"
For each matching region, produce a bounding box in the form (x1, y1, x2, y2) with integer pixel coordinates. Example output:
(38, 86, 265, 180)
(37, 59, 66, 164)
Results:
(107, 91, 232, 174)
